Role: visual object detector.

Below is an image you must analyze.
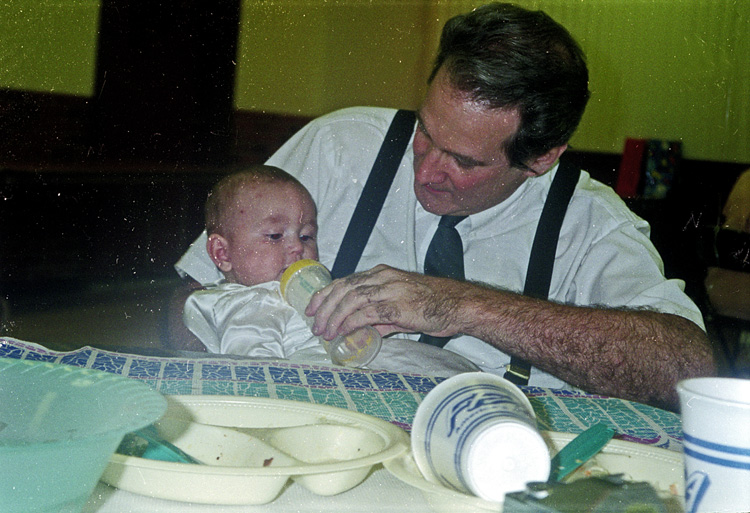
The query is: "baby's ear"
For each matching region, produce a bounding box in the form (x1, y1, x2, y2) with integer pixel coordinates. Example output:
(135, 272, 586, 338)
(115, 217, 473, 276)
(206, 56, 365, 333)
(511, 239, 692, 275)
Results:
(207, 234, 232, 272)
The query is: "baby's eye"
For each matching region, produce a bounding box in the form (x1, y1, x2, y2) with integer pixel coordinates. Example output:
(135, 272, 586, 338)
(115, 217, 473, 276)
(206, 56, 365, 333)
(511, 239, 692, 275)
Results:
(266, 233, 283, 241)
(300, 234, 315, 242)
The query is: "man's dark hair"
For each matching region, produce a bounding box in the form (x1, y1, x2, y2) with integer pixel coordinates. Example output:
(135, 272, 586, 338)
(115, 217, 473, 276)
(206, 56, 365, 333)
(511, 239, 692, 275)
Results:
(430, 2, 590, 170)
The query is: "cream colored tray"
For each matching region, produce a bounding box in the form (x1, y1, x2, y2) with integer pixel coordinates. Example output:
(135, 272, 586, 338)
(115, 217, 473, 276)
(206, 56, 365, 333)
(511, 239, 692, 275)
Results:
(102, 395, 409, 505)
(384, 431, 684, 513)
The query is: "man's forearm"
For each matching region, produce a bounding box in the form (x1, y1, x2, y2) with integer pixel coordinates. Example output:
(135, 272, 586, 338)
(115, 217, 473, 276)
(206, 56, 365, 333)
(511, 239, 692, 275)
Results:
(453, 283, 717, 410)
(305, 265, 716, 409)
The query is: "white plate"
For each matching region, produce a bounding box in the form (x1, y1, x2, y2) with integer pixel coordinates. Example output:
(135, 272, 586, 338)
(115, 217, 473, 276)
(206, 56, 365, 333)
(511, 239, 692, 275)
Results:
(102, 395, 409, 505)
(384, 431, 685, 513)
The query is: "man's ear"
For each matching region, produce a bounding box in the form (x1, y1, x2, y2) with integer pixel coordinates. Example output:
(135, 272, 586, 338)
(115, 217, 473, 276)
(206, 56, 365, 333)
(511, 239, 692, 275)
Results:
(207, 233, 232, 273)
(523, 144, 568, 177)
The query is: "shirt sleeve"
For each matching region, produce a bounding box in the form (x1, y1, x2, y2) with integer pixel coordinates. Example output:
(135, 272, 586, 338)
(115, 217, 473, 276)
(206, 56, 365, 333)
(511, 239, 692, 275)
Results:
(566, 216, 706, 330)
(174, 231, 223, 284)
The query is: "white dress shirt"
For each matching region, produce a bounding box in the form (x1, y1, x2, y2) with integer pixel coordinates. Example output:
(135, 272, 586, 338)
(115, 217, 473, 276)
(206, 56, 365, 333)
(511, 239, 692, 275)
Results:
(177, 107, 705, 389)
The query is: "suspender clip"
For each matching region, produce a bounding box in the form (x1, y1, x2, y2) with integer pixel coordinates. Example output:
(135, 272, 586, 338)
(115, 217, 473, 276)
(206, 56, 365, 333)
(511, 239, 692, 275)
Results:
(503, 363, 531, 386)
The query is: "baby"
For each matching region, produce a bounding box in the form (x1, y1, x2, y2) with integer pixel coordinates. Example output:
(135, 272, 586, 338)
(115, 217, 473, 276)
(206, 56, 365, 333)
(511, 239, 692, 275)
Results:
(183, 165, 479, 374)
(182, 165, 323, 358)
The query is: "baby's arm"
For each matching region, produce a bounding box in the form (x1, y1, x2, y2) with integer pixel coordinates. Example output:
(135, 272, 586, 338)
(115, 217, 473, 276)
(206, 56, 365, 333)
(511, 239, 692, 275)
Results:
(188, 285, 296, 358)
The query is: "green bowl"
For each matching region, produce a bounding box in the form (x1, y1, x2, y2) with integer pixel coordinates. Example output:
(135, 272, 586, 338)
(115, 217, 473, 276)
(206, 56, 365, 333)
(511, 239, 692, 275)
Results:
(0, 357, 166, 513)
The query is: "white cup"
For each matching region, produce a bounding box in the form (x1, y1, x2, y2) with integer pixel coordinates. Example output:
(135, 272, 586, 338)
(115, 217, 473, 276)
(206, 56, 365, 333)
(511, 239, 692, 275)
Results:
(677, 377, 750, 513)
(411, 372, 550, 502)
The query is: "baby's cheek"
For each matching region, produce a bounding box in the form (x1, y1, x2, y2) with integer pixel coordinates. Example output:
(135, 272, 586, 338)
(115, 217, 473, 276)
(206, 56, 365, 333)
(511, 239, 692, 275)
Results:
(305, 246, 319, 260)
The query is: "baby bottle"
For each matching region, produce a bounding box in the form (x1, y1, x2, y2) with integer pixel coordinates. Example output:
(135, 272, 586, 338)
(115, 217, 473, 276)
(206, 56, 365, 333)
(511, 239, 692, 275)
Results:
(280, 259, 382, 367)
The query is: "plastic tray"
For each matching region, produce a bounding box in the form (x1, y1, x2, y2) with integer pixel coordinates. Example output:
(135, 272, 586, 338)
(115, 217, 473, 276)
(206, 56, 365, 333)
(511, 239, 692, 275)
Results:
(102, 395, 409, 505)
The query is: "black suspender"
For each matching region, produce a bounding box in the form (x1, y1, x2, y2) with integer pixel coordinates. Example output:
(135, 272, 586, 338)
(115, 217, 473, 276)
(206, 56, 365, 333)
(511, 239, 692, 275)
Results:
(330, 110, 580, 387)
(330, 109, 416, 279)
(503, 159, 581, 385)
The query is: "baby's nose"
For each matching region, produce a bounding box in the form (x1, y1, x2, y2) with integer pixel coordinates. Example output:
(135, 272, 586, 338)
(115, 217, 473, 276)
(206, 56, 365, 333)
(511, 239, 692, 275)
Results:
(288, 237, 304, 254)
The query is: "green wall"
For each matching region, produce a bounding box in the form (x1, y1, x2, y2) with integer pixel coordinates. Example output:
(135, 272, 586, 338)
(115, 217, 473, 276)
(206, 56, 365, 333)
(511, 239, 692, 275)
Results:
(2, 0, 748, 162)
(523, 0, 749, 163)
(0, 0, 100, 96)
(234, 0, 749, 163)
(234, 2, 432, 117)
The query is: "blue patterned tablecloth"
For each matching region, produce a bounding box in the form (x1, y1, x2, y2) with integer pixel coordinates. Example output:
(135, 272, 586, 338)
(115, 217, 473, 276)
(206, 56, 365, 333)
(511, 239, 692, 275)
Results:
(0, 337, 683, 451)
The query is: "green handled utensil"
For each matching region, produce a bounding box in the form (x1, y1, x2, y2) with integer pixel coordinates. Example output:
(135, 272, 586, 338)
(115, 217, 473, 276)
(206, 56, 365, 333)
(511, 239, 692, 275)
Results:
(549, 423, 615, 482)
(117, 424, 202, 464)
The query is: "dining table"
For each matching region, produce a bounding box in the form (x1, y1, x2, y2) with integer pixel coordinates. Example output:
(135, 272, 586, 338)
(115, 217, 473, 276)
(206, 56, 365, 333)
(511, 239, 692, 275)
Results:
(0, 337, 685, 512)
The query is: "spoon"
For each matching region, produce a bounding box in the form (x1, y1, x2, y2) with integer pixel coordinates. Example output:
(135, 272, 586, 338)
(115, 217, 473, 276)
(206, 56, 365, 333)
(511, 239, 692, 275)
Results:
(548, 423, 615, 482)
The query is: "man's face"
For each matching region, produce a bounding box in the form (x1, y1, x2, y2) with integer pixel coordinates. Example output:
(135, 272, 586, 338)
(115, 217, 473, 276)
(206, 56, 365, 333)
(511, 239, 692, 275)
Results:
(221, 181, 318, 286)
(413, 66, 535, 216)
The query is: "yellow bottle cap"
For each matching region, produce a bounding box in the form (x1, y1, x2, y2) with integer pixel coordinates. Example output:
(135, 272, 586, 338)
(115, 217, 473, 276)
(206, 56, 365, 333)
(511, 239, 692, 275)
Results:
(279, 259, 327, 297)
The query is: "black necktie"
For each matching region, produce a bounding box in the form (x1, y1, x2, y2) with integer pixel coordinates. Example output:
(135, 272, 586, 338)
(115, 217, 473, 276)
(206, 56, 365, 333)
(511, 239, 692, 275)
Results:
(420, 215, 467, 347)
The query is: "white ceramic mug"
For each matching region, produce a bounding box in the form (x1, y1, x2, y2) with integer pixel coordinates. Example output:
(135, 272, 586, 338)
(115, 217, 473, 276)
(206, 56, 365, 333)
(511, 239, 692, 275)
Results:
(677, 377, 750, 513)
(411, 372, 550, 502)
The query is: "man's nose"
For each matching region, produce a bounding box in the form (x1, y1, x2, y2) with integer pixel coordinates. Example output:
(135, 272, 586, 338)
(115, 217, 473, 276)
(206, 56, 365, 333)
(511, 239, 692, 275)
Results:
(415, 147, 449, 184)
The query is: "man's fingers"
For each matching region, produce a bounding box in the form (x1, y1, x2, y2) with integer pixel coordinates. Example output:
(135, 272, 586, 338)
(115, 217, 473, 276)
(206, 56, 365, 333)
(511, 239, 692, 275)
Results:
(317, 284, 386, 339)
(307, 266, 394, 334)
(306, 265, 458, 341)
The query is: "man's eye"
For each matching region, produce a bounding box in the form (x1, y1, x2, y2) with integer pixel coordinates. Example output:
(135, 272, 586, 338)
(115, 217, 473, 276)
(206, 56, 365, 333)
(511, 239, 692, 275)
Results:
(454, 157, 475, 170)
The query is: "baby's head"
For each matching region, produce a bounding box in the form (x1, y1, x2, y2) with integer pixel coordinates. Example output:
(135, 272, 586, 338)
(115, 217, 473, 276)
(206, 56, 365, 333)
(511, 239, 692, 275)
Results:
(205, 165, 318, 286)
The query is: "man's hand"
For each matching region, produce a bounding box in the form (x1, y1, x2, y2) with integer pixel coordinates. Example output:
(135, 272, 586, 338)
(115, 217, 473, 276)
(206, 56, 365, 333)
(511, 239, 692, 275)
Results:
(305, 264, 467, 340)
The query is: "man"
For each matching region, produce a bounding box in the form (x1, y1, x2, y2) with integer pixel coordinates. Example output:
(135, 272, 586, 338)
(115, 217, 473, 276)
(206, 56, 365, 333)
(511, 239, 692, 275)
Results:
(176, 3, 715, 409)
